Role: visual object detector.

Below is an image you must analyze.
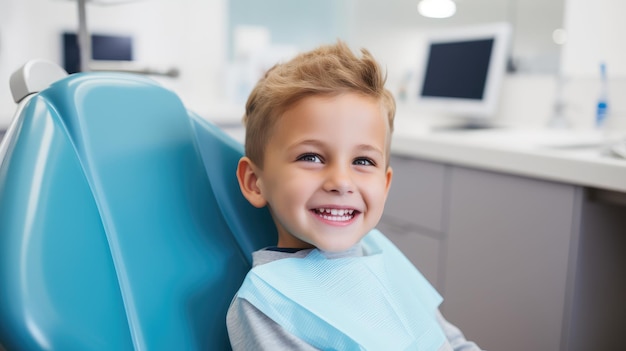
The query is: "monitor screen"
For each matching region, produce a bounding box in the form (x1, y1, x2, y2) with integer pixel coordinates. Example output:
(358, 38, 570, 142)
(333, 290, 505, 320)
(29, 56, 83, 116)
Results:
(415, 23, 511, 125)
(63, 32, 133, 74)
(421, 39, 494, 100)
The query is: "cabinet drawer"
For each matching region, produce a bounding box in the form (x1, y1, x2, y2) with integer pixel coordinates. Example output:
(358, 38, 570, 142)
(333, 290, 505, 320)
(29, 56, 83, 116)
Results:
(384, 155, 447, 233)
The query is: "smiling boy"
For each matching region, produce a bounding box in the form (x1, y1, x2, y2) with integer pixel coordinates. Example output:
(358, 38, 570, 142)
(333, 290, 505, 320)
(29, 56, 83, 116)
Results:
(238, 92, 391, 253)
(227, 41, 481, 350)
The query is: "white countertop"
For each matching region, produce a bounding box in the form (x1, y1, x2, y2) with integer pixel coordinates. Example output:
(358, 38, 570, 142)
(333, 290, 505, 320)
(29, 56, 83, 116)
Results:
(391, 118, 626, 193)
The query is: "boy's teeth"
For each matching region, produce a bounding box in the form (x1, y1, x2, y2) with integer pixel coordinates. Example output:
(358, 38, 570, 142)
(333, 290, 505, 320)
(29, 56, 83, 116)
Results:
(316, 208, 355, 218)
(319, 208, 352, 214)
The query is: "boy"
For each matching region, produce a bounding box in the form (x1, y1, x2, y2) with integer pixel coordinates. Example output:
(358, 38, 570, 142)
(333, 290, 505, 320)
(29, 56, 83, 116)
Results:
(227, 41, 481, 350)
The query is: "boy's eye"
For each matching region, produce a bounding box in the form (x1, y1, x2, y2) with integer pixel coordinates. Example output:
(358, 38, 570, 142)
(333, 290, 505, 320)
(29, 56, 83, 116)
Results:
(353, 158, 375, 166)
(297, 153, 323, 163)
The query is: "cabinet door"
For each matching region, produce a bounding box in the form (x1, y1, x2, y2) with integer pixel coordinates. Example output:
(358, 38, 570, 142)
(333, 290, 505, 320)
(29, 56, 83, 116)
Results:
(443, 166, 578, 351)
(384, 155, 447, 234)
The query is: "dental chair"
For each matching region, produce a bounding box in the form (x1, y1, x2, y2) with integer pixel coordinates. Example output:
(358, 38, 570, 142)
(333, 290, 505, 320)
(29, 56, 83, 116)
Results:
(0, 60, 276, 350)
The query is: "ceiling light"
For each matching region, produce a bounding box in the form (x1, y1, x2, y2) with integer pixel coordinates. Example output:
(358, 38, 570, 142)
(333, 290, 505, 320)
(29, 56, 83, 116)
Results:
(418, 0, 457, 19)
(552, 28, 568, 45)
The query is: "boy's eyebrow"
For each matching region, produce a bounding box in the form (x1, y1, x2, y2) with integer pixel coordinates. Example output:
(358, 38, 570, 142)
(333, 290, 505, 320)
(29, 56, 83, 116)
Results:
(285, 139, 324, 151)
(354, 144, 384, 155)
(288, 139, 323, 148)
(289, 139, 384, 156)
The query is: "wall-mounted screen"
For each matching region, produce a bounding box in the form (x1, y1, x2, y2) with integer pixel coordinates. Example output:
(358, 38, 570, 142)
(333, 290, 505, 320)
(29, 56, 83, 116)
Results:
(62, 32, 133, 74)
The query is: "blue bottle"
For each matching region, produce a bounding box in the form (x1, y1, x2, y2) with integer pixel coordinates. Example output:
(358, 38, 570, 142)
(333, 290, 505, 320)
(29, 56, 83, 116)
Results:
(596, 62, 609, 129)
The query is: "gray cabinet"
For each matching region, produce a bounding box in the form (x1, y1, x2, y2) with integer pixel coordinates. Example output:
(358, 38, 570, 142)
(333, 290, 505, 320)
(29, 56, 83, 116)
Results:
(381, 154, 626, 351)
(444, 166, 579, 351)
(383, 156, 447, 234)
(380, 156, 447, 291)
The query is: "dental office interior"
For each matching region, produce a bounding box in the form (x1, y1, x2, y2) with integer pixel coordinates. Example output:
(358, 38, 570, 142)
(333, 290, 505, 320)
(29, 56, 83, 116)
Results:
(1, 0, 625, 350)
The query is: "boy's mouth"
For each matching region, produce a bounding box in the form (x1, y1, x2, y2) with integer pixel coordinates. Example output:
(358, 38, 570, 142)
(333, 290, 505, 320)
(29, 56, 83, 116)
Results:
(312, 208, 358, 222)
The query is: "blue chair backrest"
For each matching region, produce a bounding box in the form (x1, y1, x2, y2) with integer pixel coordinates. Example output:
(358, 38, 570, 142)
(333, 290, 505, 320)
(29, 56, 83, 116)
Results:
(0, 71, 275, 350)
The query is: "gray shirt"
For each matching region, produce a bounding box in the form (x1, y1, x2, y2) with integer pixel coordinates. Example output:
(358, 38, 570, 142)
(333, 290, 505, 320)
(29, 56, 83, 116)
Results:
(226, 245, 483, 351)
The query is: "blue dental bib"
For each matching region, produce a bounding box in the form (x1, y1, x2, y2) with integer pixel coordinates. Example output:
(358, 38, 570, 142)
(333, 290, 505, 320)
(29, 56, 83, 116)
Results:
(237, 229, 446, 350)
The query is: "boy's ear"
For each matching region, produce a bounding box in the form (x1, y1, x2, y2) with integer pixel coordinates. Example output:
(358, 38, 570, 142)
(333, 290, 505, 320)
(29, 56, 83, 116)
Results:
(236, 157, 267, 208)
(384, 166, 393, 196)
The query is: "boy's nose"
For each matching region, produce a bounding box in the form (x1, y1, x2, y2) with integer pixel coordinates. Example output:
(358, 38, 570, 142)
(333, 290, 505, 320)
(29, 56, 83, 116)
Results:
(323, 165, 355, 195)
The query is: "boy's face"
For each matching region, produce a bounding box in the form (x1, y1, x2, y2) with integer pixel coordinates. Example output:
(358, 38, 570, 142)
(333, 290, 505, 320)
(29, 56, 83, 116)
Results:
(238, 93, 393, 252)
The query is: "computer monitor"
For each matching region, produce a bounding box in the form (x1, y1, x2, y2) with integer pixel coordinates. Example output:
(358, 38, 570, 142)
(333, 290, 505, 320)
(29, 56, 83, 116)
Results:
(63, 32, 133, 74)
(414, 23, 512, 128)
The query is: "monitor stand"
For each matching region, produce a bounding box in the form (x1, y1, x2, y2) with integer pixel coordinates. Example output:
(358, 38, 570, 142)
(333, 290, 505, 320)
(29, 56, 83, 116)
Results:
(431, 117, 500, 132)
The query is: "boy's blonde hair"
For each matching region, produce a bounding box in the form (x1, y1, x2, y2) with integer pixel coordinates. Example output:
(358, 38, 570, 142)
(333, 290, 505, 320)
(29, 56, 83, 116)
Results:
(243, 41, 396, 168)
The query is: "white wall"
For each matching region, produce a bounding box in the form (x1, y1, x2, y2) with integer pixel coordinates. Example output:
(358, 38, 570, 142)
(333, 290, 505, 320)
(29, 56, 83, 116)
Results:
(559, 0, 626, 130)
(0, 0, 227, 128)
(354, 0, 626, 131)
(562, 0, 626, 77)
(1, 0, 625, 132)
